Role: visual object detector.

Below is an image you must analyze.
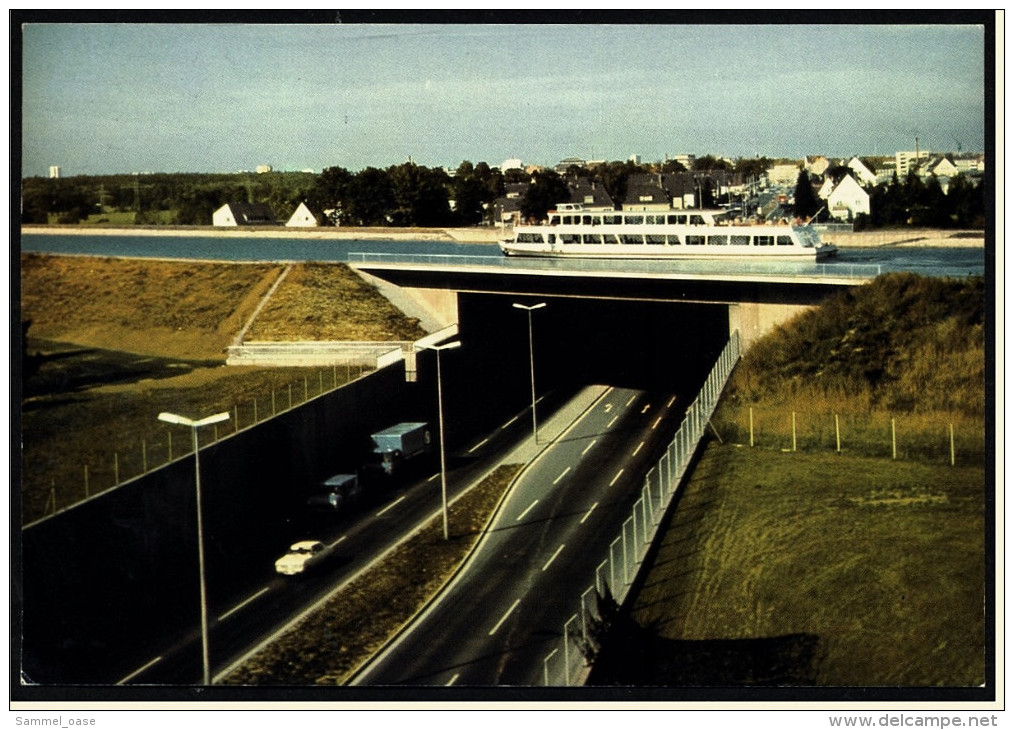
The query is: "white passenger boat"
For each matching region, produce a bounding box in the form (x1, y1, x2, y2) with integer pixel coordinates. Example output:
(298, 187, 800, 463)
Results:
(499, 204, 838, 261)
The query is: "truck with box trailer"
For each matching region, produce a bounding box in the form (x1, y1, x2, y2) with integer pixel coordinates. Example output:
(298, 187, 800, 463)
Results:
(366, 422, 433, 477)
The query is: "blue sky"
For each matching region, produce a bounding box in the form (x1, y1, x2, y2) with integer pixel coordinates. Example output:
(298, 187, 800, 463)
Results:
(20, 21, 987, 177)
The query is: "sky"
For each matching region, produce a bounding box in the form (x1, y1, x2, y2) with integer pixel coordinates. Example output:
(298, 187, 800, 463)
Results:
(19, 19, 989, 177)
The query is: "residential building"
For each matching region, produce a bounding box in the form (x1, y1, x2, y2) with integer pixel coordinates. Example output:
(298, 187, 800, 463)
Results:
(767, 163, 802, 185)
(285, 202, 320, 227)
(255, 165, 273, 174)
(566, 179, 614, 210)
(622, 173, 670, 211)
(48, 166, 61, 179)
(820, 174, 870, 221)
(806, 156, 830, 176)
(493, 183, 529, 227)
(846, 157, 878, 187)
(895, 149, 930, 177)
(554, 157, 587, 174)
(213, 202, 278, 226)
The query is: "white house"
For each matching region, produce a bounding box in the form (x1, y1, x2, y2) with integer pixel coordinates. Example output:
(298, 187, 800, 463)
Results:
(286, 202, 320, 227)
(846, 157, 878, 187)
(213, 202, 278, 226)
(822, 175, 870, 221)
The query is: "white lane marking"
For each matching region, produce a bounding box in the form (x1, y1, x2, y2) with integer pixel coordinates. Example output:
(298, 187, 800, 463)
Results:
(328, 535, 347, 550)
(542, 544, 566, 572)
(607, 416, 618, 429)
(632, 441, 644, 456)
(609, 469, 625, 487)
(553, 466, 571, 484)
(581, 438, 597, 457)
(581, 502, 599, 524)
(427, 473, 440, 482)
(489, 598, 521, 635)
(218, 586, 270, 621)
(641, 404, 651, 414)
(117, 656, 163, 685)
(626, 394, 637, 406)
(652, 416, 662, 430)
(376, 495, 406, 516)
(517, 499, 539, 521)
(667, 395, 677, 408)
(446, 673, 460, 686)
(468, 438, 489, 454)
(502, 415, 520, 429)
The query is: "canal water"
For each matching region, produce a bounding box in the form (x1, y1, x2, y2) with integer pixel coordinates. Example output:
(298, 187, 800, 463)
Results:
(19, 232, 987, 278)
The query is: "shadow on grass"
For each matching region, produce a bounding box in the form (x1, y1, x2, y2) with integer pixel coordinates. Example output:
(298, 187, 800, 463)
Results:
(587, 607, 821, 686)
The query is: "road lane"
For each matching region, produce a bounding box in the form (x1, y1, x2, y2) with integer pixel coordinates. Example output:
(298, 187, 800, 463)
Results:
(352, 386, 681, 686)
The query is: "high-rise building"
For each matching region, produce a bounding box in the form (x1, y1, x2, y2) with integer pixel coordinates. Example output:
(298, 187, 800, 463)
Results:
(48, 166, 61, 179)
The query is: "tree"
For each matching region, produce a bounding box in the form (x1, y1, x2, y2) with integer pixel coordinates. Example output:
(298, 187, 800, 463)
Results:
(793, 170, 821, 221)
(520, 170, 569, 222)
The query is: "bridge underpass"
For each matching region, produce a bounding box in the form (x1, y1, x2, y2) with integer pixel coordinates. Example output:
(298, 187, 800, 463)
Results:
(355, 259, 871, 392)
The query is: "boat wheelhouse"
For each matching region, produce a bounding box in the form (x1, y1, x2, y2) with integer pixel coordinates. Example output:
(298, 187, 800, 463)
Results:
(499, 204, 838, 261)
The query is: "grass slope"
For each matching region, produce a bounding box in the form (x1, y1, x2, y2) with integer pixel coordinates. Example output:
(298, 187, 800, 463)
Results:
(619, 445, 985, 687)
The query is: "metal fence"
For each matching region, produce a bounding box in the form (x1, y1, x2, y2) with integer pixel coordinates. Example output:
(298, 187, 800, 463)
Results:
(348, 252, 882, 281)
(540, 330, 742, 686)
(31, 362, 372, 525)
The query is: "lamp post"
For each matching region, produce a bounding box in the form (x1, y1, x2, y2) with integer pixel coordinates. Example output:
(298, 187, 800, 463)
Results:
(420, 341, 461, 540)
(513, 302, 546, 443)
(158, 410, 230, 685)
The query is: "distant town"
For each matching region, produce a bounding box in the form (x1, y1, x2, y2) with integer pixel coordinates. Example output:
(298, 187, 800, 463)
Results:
(24, 147, 986, 232)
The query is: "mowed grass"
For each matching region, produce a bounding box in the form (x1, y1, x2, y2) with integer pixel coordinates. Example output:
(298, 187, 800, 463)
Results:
(624, 442, 985, 687)
(19, 254, 427, 524)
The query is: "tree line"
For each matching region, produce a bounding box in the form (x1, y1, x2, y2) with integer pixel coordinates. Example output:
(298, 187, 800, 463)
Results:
(20, 155, 984, 229)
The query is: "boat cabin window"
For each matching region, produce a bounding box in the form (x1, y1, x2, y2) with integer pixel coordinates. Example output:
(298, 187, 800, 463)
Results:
(708, 235, 728, 246)
(548, 215, 560, 225)
(625, 215, 642, 225)
(667, 214, 687, 225)
(603, 215, 621, 225)
(689, 215, 706, 226)
(560, 233, 580, 244)
(591, 216, 602, 226)
(755, 235, 775, 246)
(730, 235, 751, 246)
(667, 235, 681, 245)
(562, 215, 574, 225)
(686, 235, 705, 245)
(582, 234, 602, 244)
(620, 234, 643, 244)
(517, 233, 543, 243)
(646, 234, 665, 245)
(777, 236, 794, 246)
(582, 215, 593, 225)
(548, 234, 556, 244)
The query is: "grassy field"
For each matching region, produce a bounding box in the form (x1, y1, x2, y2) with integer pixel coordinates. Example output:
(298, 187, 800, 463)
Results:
(19, 254, 426, 524)
(608, 443, 986, 687)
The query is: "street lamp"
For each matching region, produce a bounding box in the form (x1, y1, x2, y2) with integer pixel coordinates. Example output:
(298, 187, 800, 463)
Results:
(157, 410, 230, 685)
(513, 302, 547, 443)
(420, 340, 461, 541)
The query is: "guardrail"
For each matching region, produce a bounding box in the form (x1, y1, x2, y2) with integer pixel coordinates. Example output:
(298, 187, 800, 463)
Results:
(541, 330, 742, 686)
(348, 252, 882, 280)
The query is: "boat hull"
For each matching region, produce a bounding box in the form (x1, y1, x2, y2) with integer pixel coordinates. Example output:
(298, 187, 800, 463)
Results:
(499, 242, 839, 262)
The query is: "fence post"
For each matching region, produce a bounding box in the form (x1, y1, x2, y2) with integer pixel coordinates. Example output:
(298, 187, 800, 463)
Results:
(83, 466, 89, 498)
(835, 413, 841, 453)
(304, 376, 309, 402)
(168, 431, 172, 461)
(792, 411, 797, 452)
(234, 405, 239, 432)
(319, 370, 324, 395)
(749, 407, 754, 447)
(253, 398, 258, 423)
(950, 423, 955, 466)
(891, 418, 897, 459)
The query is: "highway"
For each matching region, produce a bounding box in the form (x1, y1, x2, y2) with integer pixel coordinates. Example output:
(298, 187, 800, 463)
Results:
(351, 385, 681, 686)
(115, 390, 578, 685)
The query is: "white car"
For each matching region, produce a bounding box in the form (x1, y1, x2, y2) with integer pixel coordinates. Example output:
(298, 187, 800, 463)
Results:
(274, 540, 334, 576)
